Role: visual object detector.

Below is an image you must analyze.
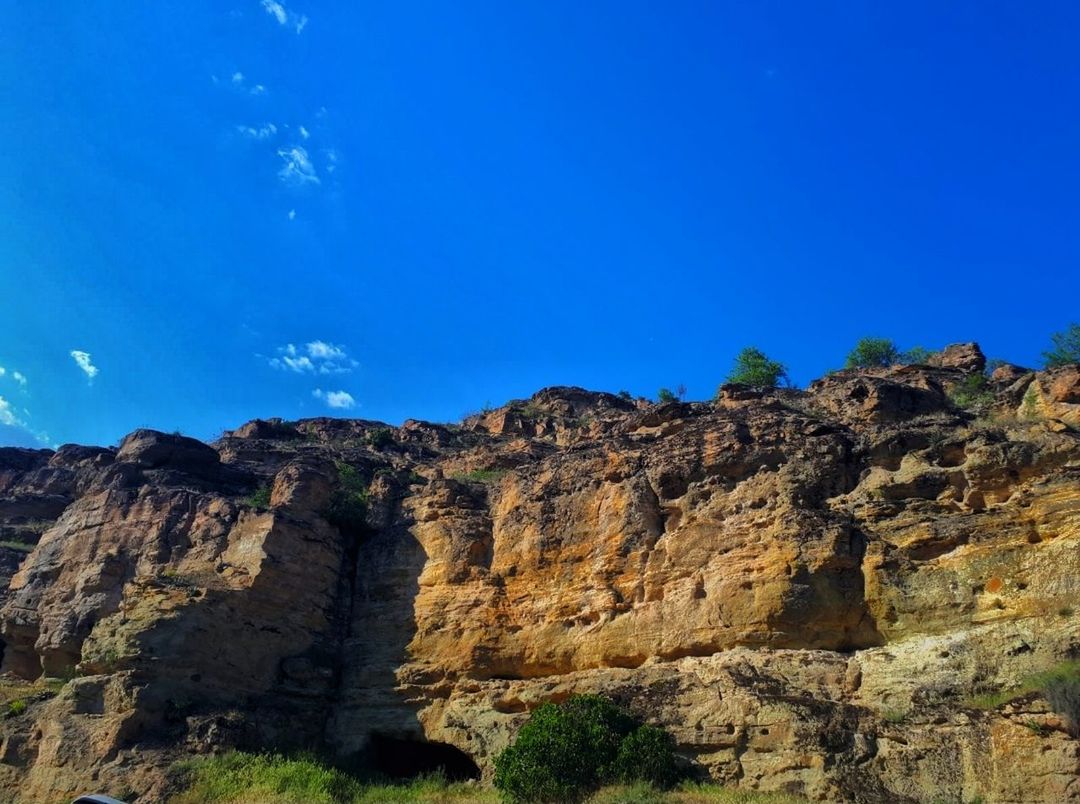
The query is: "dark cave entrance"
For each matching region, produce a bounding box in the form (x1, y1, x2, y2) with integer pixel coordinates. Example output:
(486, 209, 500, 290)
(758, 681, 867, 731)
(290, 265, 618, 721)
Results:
(367, 734, 480, 781)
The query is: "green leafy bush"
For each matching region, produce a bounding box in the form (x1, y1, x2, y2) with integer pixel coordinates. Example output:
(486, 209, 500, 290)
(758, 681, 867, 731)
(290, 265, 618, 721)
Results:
(613, 725, 680, 789)
(724, 348, 789, 388)
(493, 695, 679, 803)
(1043, 323, 1080, 368)
(949, 373, 993, 411)
(366, 428, 395, 449)
(845, 338, 901, 369)
(901, 345, 936, 364)
(245, 484, 273, 510)
(325, 463, 370, 535)
(1043, 672, 1080, 737)
(657, 388, 677, 404)
(617, 390, 633, 402)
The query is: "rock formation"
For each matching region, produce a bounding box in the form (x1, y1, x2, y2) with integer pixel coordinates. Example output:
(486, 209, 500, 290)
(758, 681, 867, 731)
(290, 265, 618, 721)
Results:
(0, 343, 1077, 802)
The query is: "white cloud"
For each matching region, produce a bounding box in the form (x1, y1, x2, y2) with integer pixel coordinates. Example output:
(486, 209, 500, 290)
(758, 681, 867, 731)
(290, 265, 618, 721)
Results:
(299, 125, 310, 139)
(288, 209, 296, 220)
(70, 350, 99, 380)
(267, 341, 357, 374)
(251, 84, 266, 96)
(324, 147, 339, 174)
(277, 145, 319, 186)
(0, 396, 17, 427)
(306, 340, 345, 360)
(237, 123, 278, 140)
(313, 389, 355, 410)
(261, 0, 308, 34)
(12, 371, 26, 387)
(232, 71, 245, 84)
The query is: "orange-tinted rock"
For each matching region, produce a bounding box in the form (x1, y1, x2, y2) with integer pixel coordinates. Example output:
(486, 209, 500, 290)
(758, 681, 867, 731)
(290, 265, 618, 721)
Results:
(0, 360, 1078, 802)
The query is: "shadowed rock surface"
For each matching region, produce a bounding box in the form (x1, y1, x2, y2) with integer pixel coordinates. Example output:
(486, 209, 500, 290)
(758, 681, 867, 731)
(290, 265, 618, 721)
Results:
(0, 344, 1078, 802)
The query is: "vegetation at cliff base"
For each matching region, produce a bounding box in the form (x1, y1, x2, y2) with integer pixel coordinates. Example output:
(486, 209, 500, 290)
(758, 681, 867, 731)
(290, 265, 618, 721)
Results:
(169, 753, 485, 803)
(1043, 322, 1080, 368)
(168, 751, 806, 803)
(494, 694, 680, 803)
(724, 348, 789, 389)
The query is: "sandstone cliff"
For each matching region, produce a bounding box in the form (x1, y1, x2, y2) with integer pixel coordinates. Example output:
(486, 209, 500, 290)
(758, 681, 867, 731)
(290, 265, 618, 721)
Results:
(0, 344, 1077, 802)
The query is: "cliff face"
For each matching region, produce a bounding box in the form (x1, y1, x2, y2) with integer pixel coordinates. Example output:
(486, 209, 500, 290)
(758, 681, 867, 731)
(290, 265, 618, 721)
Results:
(0, 344, 1078, 802)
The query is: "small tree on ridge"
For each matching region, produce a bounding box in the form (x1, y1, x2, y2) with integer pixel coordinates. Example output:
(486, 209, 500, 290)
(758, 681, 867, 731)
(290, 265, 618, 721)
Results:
(724, 347, 789, 389)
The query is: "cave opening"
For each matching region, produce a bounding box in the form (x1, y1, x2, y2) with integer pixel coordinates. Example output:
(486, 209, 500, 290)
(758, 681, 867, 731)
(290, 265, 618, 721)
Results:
(367, 734, 480, 781)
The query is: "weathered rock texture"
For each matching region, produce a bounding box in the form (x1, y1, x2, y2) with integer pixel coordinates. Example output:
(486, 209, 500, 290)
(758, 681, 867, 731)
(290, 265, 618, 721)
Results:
(0, 345, 1078, 802)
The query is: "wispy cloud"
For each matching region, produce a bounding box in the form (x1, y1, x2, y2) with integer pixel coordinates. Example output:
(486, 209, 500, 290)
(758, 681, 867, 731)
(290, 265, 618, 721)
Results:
(261, 0, 308, 34)
(70, 350, 99, 380)
(215, 71, 267, 96)
(237, 123, 278, 140)
(267, 341, 357, 374)
(299, 125, 310, 140)
(287, 209, 296, 220)
(0, 396, 18, 427)
(12, 371, 26, 387)
(277, 145, 319, 186)
(313, 389, 355, 410)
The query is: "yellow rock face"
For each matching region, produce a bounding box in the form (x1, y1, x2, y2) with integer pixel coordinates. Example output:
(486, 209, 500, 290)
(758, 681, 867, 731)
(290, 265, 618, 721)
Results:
(0, 360, 1078, 802)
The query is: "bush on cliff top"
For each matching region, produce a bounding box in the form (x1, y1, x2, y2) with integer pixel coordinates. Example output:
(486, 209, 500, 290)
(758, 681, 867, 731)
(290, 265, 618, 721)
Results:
(1043, 322, 1080, 368)
(724, 347, 789, 389)
(844, 338, 901, 369)
(493, 694, 680, 803)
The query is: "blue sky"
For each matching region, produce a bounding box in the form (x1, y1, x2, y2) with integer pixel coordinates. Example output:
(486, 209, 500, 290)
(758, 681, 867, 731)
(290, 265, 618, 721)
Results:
(2, 2, 1078, 448)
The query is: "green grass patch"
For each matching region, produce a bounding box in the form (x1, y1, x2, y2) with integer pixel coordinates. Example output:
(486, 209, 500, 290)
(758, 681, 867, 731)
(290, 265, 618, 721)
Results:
(667, 783, 809, 803)
(0, 540, 35, 552)
(965, 659, 1080, 710)
(169, 753, 495, 803)
(451, 469, 508, 484)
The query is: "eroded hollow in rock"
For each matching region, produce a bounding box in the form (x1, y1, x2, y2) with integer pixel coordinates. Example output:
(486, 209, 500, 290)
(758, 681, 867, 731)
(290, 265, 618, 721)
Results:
(366, 734, 480, 781)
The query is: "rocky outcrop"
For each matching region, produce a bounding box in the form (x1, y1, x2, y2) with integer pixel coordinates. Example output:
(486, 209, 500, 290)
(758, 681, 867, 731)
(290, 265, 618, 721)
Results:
(0, 347, 1078, 802)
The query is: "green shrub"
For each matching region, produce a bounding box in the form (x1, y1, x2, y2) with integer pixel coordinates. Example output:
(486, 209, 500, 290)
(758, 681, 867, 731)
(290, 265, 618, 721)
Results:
(724, 348, 789, 388)
(949, 373, 993, 411)
(845, 338, 901, 369)
(245, 484, 273, 510)
(494, 695, 679, 803)
(613, 725, 679, 789)
(1043, 323, 1080, 368)
(617, 390, 633, 402)
(902, 345, 936, 364)
(657, 388, 677, 404)
(325, 463, 370, 535)
(366, 428, 395, 449)
(1043, 674, 1080, 736)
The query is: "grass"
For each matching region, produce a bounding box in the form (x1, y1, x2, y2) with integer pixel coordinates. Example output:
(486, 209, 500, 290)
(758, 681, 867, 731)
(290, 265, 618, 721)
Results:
(168, 754, 810, 804)
(0, 540, 35, 552)
(169, 754, 494, 804)
(965, 659, 1080, 710)
(450, 469, 508, 484)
